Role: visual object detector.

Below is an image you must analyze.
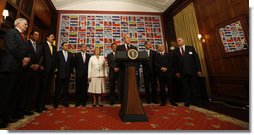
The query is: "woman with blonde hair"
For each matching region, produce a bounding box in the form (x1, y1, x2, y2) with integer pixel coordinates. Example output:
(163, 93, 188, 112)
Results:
(88, 48, 108, 107)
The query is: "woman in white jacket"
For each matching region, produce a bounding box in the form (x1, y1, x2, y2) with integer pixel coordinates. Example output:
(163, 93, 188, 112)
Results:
(88, 48, 108, 107)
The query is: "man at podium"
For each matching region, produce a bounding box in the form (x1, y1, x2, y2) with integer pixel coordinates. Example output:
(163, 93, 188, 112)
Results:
(116, 33, 137, 103)
(115, 33, 147, 122)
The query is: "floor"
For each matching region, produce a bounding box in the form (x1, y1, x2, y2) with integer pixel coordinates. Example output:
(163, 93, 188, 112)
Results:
(2, 103, 249, 130)
(200, 101, 249, 122)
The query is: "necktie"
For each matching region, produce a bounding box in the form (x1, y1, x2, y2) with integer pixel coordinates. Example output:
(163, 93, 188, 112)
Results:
(126, 44, 130, 50)
(21, 33, 25, 40)
(33, 42, 36, 53)
(82, 52, 86, 63)
(49, 44, 53, 55)
(161, 52, 164, 56)
(180, 47, 185, 56)
(64, 51, 68, 62)
(147, 50, 150, 57)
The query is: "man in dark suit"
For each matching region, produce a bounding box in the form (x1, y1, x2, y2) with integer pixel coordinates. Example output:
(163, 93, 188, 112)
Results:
(54, 42, 73, 108)
(141, 41, 157, 104)
(107, 43, 120, 105)
(74, 44, 91, 107)
(37, 33, 57, 112)
(155, 45, 178, 106)
(173, 38, 202, 107)
(0, 18, 30, 128)
(116, 33, 138, 103)
(20, 30, 43, 116)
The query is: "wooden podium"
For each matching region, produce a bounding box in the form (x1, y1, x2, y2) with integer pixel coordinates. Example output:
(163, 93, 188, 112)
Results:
(115, 50, 148, 122)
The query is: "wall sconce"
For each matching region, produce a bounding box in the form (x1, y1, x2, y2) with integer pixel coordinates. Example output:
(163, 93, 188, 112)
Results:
(198, 34, 205, 43)
(2, 9, 9, 23)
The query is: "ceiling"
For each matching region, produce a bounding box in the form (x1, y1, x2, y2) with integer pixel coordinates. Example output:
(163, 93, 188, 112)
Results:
(51, 0, 176, 12)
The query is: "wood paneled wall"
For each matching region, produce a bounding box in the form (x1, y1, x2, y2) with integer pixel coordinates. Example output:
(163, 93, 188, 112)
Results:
(0, 0, 57, 41)
(163, 0, 249, 104)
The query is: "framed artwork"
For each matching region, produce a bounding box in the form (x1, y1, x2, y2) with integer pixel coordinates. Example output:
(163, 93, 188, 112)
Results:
(217, 15, 248, 57)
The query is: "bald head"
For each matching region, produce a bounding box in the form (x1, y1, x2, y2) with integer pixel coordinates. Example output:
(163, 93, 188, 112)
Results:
(176, 38, 185, 47)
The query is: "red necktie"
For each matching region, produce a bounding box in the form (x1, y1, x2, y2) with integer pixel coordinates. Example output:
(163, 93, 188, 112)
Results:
(180, 47, 185, 56)
(21, 33, 25, 40)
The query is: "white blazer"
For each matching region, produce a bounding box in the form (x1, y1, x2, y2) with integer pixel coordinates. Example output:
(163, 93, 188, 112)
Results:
(88, 55, 108, 78)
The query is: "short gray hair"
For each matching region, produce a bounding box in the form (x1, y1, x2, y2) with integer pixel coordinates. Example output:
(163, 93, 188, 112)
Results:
(14, 18, 27, 26)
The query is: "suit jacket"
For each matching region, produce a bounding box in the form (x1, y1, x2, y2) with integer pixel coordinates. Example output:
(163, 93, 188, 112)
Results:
(56, 50, 74, 79)
(74, 52, 91, 78)
(88, 56, 107, 78)
(173, 45, 201, 76)
(116, 44, 137, 52)
(26, 40, 43, 68)
(116, 44, 138, 69)
(41, 41, 57, 73)
(155, 52, 174, 77)
(141, 49, 156, 78)
(0, 28, 27, 72)
(107, 52, 119, 78)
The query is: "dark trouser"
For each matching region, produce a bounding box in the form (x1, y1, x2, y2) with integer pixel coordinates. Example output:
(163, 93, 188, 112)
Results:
(54, 78, 70, 105)
(119, 70, 125, 104)
(181, 75, 200, 105)
(22, 70, 39, 112)
(75, 75, 88, 105)
(158, 76, 175, 104)
(37, 71, 54, 110)
(0, 72, 18, 122)
(109, 72, 120, 104)
(9, 72, 25, 118)
(143, 74, 157, 103)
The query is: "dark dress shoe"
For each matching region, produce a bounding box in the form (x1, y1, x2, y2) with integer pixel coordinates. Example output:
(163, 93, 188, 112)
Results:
(53, 104, 58, 109)
(42, 107, 48, 111)
(99, 104, 103, 107)
(92, 104, 96, 107)
(146, 100, 151, 104)
(12, 114, 24, 120)
(8, 117, 18, 123)
(35, 108, 43, 113)
(160, 102, 166, 106)
(152, 101, 158, 104)
(24, 111, 34, 116)
(184, 104, 190, 107)
(170, 103, 179, 107)
(62, 103, 69, 107)
(0, 120, 8, 128)
(75, 103, 81, 107)
(81, 103, 86, 107)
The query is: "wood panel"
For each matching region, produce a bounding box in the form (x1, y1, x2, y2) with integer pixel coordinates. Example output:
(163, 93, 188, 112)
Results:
(163, 0, 249, 105)
(34, 0, 52, 28)
(194, 0, 249, 104)
(0, 0, 56, 37)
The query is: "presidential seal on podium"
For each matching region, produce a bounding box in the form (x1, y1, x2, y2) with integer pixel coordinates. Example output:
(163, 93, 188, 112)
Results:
(127, 49, 139, 60)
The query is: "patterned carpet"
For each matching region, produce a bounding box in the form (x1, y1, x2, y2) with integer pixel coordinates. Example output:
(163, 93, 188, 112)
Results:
(4, 104, 249, 130)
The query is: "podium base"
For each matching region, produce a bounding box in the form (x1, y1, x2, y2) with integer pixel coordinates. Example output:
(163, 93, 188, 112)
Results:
(120, 113, 148, 122)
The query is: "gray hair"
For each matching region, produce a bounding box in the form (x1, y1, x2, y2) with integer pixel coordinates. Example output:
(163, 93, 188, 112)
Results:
(14, 18, 27, 26)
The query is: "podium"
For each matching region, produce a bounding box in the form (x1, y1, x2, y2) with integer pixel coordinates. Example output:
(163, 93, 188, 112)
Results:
(115, 49, 148, 122)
